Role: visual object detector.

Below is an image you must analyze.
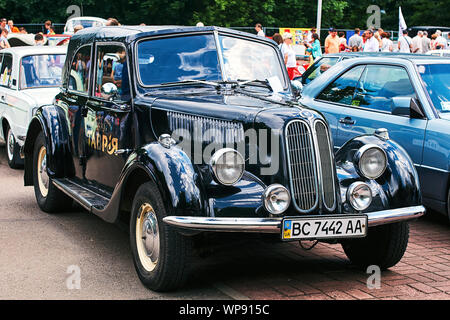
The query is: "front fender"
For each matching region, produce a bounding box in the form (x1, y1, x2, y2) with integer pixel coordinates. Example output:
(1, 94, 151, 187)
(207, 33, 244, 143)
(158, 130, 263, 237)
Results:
(335, 134, 422, 213)
(23, 105, 74, 186)
(122, 143, 204, 217)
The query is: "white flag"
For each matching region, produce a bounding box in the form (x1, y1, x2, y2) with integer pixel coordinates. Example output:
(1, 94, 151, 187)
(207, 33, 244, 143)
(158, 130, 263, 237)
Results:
(399, 6, 407, 37)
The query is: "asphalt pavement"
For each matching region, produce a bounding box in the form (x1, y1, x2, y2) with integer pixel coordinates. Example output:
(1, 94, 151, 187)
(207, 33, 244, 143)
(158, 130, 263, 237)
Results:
(1, 143, 450, 300)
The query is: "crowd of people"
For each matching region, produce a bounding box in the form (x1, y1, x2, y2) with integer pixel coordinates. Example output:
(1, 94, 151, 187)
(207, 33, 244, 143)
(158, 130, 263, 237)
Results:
(254, 22, 449, 79)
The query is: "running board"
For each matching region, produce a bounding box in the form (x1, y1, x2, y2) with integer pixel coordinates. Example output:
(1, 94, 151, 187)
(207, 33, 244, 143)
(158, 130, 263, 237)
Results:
(52, 178, 111, 212)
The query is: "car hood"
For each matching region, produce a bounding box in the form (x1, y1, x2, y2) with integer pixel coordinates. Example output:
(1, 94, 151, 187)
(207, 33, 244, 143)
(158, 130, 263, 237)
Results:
(146, 89, 303, 128)
(20, 87, 61, 106)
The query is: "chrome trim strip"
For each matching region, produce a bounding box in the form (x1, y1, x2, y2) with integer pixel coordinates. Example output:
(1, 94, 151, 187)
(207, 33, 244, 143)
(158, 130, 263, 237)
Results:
(366, 205, 426, 226)
(416, 164, 449, 174)
(163, 206, 425, 233)
(163, 216, 282, 233)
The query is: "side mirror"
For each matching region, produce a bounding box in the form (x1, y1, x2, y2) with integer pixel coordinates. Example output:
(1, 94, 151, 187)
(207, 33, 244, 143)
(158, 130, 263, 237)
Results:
(391, 97, 425, 119)
(291, 79, 303, 98)
(101, 82, 118, 100)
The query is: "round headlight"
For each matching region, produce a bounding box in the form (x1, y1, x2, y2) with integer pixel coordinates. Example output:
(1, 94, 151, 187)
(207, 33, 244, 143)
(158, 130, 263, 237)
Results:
(355, 145, 387, 179)
(210, 148, 245, 186)
(263, 184, 291, 215)
(347, 182, 372, 211)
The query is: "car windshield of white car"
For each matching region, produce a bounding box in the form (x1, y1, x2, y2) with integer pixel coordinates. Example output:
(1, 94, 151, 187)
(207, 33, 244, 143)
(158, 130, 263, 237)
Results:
(20, 54, 66, 89)
(418, 63, 450, 113)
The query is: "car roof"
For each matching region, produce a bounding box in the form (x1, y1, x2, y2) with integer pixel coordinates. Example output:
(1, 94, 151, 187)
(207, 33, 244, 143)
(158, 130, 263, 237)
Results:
(0, 45, 67, 57)
(320, 52, 450, 63)
(67, 16, 107, 22)
(71, 25, 274, 45)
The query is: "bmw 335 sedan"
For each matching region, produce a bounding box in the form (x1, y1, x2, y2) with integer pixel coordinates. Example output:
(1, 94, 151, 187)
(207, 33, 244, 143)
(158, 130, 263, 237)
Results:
(23, 26, 425, 291)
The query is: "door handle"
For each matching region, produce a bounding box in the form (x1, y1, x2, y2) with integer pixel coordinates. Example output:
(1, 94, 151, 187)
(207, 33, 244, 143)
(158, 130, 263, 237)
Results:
(114, 149, 133, 156)
(339, 117, 355, 125)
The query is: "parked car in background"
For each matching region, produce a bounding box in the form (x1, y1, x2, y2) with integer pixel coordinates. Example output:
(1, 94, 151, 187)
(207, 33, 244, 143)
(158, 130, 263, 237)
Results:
(23, 26, 424, 291)
(63, 16, 107, 35)
(300, 55, 450, 219)
(427, 49, 450, 57)
(0, 46, 67, 168)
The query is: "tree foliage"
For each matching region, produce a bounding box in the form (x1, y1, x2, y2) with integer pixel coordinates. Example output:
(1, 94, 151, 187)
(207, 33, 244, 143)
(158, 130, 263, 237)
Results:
(0, 0, 447, 31)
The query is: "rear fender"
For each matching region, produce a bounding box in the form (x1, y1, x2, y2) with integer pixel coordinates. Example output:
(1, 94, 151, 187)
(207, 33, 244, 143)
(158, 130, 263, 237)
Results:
(23, 105, 74, 186)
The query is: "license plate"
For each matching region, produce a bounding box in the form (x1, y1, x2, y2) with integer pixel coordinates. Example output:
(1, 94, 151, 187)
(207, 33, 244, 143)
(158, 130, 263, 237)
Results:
(281, 215, 367, 241)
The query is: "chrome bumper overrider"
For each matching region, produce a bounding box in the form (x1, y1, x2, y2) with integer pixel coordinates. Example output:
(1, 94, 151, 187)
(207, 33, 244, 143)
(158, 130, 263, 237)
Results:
(163, 205, 425, 233)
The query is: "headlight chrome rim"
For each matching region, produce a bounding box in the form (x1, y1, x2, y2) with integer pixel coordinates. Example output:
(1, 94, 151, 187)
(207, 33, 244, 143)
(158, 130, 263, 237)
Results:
(354, 144, 387, 180)
(263, 184, 291, 215)
(210, 148, 245, 186)
(347, 181, 373, 211)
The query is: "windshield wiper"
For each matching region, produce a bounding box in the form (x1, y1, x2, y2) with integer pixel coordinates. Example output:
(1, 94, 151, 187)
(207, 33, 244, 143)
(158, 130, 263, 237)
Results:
(160, 79, 222, 88)
(236, 79, 273, 91)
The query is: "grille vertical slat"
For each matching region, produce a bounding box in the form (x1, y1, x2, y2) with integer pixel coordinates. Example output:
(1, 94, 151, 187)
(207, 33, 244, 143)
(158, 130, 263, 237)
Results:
(285, 119, 336, 214)
(286, 120, 318, 212)
(315, 121, 336, 210)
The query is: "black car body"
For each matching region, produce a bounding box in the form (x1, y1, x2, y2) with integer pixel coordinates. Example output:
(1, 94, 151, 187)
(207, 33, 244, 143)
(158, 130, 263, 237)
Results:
(23, 26, 425, 291)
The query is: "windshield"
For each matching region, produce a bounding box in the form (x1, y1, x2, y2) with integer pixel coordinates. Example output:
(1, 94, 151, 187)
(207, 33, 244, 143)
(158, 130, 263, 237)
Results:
(418, 63, 450, 113)
(20, 54, 66, 89)
(137, 33, 287, 89)
(218, 35, 287, 88)
(302, 57, 339, 85)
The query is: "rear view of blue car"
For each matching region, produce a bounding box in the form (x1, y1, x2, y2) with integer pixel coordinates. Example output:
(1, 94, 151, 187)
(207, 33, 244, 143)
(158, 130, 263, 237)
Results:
(300, 54, 450, 220)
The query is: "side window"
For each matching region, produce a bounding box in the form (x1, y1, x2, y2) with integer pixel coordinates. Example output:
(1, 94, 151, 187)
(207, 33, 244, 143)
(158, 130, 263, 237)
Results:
(0, 54, 13, 87)
(353, 65, 416, 112)
(94, 44, 130, 101)
(317, 65, 365, 105)
(68, 45, 92, 94)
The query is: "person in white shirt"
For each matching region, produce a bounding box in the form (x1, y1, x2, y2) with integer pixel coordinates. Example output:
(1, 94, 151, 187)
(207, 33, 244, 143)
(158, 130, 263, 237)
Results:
(411, 31, 424, 53)
(381, 32, 393, 52)
(435, 30, 448, 49)
(348, 28, 363, 51)
(255, 23, 265, 37)
(280, 32, 297, 79)
(398, 30, 412, 53)
(421, 31, 431, 53)
(363, 30, 379, 52)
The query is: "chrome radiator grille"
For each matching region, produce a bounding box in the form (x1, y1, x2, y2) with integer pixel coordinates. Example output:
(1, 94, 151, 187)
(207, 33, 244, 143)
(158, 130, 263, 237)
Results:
(167, 111, 244, 146)
(285, 120, 319, 212)
(285, 120, 336, 213)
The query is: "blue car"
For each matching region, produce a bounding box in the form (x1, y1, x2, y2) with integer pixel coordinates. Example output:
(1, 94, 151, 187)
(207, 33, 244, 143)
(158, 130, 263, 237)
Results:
(300, 54, 450, 219)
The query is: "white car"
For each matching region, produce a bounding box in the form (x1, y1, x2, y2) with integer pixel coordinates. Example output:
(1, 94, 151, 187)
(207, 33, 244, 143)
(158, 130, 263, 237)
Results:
(0, 46, 67, 168)
(426, 49, 450, 57)
(64, 16, 107, 35)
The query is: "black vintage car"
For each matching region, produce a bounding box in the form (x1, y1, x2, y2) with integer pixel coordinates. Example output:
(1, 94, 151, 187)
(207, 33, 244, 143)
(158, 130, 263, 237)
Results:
(23, 26, 425, 291)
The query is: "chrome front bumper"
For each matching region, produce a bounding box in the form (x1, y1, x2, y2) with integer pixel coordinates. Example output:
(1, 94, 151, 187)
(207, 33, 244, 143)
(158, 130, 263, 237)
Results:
(163, 205, 425, 233)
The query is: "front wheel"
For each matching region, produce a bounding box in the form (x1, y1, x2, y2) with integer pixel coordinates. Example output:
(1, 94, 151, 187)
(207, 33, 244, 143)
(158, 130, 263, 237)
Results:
(130, 181, 190, 292)
(341, 221, 409, 270)
(6, 126, 22, 169)
(32, 131, 72, 213)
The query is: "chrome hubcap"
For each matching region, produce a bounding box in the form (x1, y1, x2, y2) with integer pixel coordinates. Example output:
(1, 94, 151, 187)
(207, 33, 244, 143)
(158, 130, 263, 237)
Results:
(136, 203, 160, 272)
(7, 129, 14, 161)
(37, 146, 49, 197)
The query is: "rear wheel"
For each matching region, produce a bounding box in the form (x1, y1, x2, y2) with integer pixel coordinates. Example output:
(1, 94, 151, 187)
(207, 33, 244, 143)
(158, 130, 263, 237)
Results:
(32, 131, 72, 213)
(342, 222, 409, 270)
(6, 126, 22, 169)
(130, 181, 190, 291)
